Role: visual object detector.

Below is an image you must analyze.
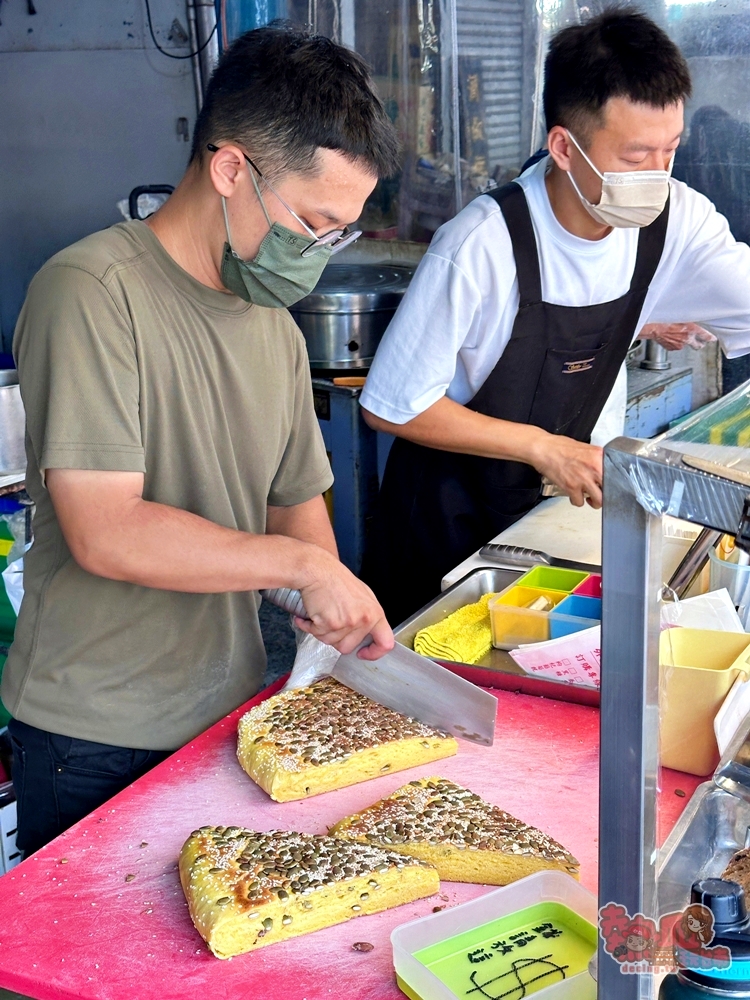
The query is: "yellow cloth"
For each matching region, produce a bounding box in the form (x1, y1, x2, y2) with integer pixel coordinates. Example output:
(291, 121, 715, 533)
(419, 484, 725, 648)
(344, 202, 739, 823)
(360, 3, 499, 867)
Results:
(414, 593, 495, 665)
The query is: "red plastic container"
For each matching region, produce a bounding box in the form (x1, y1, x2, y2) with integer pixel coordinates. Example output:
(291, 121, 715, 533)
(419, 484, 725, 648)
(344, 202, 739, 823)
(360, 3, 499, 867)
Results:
(572, 574, 602, 599)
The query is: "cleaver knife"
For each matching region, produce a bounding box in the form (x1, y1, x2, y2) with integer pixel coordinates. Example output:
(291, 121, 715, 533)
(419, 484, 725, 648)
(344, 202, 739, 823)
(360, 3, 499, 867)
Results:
(260, 588, 496, 746)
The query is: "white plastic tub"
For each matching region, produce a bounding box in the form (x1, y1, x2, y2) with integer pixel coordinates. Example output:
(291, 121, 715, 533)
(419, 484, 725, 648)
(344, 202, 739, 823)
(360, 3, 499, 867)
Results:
(392, 871, 597, 1000)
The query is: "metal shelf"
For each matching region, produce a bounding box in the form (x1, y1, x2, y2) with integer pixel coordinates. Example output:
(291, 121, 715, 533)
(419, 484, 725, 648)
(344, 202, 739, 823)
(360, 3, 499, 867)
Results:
(599, 435, 749, 998)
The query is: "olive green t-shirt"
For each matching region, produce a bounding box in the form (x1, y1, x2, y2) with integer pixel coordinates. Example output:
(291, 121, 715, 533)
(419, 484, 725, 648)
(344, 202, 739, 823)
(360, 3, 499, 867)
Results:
(1, 221, 333, 750)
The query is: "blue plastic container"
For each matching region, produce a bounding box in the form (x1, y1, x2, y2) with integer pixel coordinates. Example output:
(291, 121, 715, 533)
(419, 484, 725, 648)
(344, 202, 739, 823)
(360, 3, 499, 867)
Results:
(549, 595, 601, 639)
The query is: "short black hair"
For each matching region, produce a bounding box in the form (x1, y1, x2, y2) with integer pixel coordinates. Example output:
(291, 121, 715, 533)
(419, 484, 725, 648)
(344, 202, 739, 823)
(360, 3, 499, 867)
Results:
(544, 9, 692, 144)
(190, 23, 400, 180)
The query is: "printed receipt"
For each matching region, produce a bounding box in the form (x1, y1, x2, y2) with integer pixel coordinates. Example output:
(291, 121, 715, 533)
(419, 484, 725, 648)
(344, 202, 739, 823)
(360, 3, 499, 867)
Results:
(509, 626, 601, 689)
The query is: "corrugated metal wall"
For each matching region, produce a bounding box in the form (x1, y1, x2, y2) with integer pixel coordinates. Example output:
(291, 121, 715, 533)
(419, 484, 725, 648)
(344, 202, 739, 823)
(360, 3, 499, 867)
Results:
(456, 0, 525, 174)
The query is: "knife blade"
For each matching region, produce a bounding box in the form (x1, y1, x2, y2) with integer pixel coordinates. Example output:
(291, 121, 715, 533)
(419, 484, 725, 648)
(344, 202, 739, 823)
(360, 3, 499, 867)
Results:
(260, 588, 496, 746)
(332, 640, 497, 746)
(478, 543, 600, 574)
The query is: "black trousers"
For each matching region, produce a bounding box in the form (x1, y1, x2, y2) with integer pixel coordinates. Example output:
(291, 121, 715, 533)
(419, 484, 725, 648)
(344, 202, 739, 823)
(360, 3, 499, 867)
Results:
(8, 718, 171, 856)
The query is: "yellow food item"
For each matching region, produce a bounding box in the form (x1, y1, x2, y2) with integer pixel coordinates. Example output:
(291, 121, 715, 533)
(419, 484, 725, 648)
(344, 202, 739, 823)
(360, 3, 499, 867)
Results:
(179, 825, 439, 958)
(718, 534, 736, 560)
(329, 777, 580, 885)
(413, 593, 495, 665)
(525, 595, 554, 612)
(237, 677, 457, 802)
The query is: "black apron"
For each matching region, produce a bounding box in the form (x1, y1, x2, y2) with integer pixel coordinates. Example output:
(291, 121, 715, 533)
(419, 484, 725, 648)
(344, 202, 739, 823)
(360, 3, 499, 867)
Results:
(363, 180, 670, 626)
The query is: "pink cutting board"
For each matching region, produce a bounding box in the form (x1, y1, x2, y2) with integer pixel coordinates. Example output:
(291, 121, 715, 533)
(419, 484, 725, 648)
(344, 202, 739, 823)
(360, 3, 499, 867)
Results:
(0, 680, 698, 1000)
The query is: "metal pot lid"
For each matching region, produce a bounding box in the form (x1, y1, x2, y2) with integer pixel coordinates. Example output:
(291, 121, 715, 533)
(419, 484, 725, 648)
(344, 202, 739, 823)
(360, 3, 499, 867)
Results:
(290, 263, 414, 314)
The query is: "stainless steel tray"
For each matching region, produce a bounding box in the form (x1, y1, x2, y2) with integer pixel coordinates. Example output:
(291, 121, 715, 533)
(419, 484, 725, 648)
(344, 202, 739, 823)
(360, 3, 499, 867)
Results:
(394, 566, 600, 707)
(658, 781, 750, 916)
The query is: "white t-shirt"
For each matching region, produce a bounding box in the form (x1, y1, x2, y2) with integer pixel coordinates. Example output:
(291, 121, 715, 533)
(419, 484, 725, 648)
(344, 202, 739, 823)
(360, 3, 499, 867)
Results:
(361, 158, 750, 441)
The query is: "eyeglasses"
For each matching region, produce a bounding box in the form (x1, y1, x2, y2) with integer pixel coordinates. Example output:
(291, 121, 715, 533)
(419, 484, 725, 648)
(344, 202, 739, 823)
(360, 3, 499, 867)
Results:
(207, 144, 362, 257)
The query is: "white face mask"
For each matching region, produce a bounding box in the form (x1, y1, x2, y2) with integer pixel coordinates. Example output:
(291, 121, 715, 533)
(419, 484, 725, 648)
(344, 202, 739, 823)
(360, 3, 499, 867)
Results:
(566, 130, 672, 229)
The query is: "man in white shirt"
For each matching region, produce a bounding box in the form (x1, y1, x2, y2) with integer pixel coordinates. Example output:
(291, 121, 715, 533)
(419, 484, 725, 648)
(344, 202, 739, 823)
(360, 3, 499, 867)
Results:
(360, 10, 750, 625)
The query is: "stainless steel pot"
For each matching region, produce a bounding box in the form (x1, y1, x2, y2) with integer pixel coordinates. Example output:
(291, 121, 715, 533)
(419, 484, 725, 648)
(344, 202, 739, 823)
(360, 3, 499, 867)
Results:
(289, 263, 414, 369)
(0, 372, 26, 473)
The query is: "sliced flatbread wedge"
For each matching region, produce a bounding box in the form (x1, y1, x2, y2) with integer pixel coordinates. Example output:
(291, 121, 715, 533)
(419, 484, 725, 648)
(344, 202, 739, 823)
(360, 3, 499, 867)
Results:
(179, 825, 439, 958)
(237, 677, 457, 802)
(329, 777, 579, 885)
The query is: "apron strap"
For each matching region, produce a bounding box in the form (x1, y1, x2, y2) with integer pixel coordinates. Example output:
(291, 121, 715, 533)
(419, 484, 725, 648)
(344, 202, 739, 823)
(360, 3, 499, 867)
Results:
(487, 180, 671, 301)
(629, 193, 671, 292)
(486, 183, 542, 307)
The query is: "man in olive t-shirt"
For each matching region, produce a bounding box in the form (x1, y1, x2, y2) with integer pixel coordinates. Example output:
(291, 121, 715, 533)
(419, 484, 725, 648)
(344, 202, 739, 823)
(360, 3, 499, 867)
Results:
(3, 25, 400, 855)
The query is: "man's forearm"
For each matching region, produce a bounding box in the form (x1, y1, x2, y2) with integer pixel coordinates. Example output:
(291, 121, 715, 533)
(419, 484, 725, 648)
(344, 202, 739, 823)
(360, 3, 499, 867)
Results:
(82, 500, 322, 592)
(362, 395, 549, 465)
(266, 494, 338, 558)
(47, 468, 393, 657)
(362, 394, 604, 507)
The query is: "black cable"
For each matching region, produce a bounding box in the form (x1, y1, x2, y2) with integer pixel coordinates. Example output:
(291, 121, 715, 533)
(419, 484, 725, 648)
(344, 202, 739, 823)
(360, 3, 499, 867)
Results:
(143, 0, 218, 60)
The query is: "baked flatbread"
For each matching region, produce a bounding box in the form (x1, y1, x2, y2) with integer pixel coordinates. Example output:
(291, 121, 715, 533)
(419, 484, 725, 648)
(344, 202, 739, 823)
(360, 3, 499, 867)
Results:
(179, 825, 439, 958)
(329, 777, 579, 884)
(237, 677, 457, 802)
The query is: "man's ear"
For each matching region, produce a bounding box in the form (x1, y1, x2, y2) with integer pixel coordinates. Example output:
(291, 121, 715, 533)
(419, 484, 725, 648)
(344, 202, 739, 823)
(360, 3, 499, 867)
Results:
(547, 125, 575, 172)
(207, 144, 247, 200)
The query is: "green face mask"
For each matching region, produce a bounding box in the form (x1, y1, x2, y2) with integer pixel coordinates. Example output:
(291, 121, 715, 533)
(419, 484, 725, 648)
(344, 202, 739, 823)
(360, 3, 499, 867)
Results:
(219, 186, 332, 308)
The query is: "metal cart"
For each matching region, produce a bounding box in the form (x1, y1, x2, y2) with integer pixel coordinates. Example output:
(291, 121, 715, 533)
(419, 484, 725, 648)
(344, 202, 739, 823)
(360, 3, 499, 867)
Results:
(600, 424, 750, 998)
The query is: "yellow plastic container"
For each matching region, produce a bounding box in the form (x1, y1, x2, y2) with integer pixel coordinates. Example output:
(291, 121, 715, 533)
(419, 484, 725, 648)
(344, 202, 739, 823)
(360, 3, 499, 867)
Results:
(660, 629, 750, 776)
(489, 587, 567, 648)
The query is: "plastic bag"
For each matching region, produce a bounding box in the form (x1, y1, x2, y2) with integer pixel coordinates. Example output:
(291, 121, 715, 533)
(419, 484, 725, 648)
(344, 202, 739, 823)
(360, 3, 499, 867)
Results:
(0, 508, 26, 566)
(661, 588, 745, 633)
(116, 193, 170, 222)
(0, 504, 28, 624)
(282, 626, 341, 691)
(1, 541, 30, 617)
(1, 554, 23, 616)
(605, 380, 750, 522)
(715, 674, 750, 755)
